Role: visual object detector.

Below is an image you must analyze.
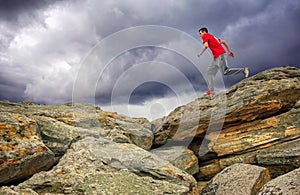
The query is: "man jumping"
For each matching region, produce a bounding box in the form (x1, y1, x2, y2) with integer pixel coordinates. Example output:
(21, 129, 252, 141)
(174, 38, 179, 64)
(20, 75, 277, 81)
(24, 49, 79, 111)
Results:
(197, 27, 249, 95)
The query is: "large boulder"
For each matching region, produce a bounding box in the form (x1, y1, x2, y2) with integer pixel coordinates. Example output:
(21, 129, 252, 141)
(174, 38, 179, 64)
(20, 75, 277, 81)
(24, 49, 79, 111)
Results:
(34, 103, 154, 150)
(206, 100, 300, 157)
(197, 105, 300, 180)
(1, 138, 198, 194)
(33, 116, 80, 163)
(83, 137, 197, 187)
(99, 115, 153, 150)
(152, 66, 300, 145)
(202, 163, 270, 195)
(256, 135, 300, 178)
(0, 101, 154, 150)
(0, 100, 154, 185)
(152, 66, 300, 181)
(0, 113, 55, 185)
(257, 167, 300, 195)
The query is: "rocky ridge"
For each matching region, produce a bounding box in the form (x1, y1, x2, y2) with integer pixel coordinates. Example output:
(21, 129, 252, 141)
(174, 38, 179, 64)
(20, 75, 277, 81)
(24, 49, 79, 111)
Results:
(0, 66, 299, 194)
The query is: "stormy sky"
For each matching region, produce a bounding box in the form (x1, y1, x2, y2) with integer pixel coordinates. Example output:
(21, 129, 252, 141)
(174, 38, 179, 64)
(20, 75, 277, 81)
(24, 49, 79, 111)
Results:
(1, 0, 300, 120)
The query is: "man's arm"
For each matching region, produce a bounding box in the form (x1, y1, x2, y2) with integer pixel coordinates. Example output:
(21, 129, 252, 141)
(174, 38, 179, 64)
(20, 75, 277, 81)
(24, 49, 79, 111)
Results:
(197, 42, 208, 57)
(220, 40, 234, 57)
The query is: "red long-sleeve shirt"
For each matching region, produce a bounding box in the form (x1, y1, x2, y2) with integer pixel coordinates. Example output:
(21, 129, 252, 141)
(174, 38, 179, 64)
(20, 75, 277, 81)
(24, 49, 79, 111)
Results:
(202, 33, 226, 59)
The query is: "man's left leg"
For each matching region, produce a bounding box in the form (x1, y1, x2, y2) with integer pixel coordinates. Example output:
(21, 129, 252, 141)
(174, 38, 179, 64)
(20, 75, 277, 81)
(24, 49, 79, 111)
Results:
(219, 54, 249, 77)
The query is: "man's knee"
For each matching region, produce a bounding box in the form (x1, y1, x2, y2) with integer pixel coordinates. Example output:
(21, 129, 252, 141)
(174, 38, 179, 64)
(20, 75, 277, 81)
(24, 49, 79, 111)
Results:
(207, 67, 218, 76)
(223, 69, 230, 75)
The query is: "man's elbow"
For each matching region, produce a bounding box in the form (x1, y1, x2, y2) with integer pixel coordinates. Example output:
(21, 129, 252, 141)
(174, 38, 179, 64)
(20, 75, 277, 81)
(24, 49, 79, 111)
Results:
(220, 40, 227, 45)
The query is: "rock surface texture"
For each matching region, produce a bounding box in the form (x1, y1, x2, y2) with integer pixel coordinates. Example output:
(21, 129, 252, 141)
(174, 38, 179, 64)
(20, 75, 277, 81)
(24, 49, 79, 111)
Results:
(0, 66, 299, 194)
(257, 167, 300, 195)
(0, 113, 55, 185)
(201, 163, 271, 195)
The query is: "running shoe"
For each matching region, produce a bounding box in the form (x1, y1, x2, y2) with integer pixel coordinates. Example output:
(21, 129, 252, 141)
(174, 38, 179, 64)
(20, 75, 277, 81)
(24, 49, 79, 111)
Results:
(244, 67, 249, 78)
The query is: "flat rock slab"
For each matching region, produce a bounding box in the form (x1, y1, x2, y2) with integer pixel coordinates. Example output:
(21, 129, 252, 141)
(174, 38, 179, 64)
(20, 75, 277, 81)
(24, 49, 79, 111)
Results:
(83, 137, 197, 186)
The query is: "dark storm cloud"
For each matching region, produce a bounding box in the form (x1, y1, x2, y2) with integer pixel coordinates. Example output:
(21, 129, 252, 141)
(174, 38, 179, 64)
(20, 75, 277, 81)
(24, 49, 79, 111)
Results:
(0, 0, 66, 21)
(163, 0, 271, 34)
(0, 0, 42, 20)
(128, 82, 176, 105)
(0, 0, 299, 119)
(0, 69, 26, 101)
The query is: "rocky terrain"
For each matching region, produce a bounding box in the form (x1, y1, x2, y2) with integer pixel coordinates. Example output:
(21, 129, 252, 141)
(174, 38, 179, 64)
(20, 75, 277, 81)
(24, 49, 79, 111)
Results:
(0, 66, 299, 194)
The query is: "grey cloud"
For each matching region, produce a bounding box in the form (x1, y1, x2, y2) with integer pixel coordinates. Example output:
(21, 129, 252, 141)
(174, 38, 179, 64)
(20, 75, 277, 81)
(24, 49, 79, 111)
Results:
(0, 66, 26, 101)
(0, 0, 67, 22)
(0, 0, 72, 51)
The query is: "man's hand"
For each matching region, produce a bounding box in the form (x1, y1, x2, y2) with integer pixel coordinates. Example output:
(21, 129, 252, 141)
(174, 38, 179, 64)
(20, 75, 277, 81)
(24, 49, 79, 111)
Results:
(197, 53, 201, 58)
(220, 40, 234, 58)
